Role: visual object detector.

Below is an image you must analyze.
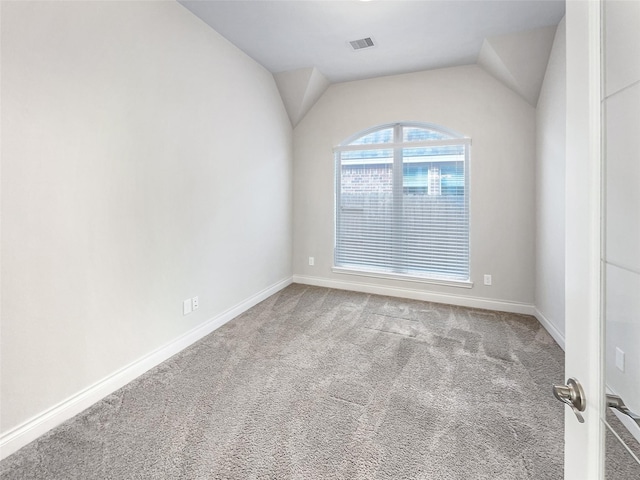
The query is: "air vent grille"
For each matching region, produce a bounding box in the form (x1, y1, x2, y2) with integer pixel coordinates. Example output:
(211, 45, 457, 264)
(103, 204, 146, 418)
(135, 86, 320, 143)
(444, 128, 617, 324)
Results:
(349, 37, 375, 50)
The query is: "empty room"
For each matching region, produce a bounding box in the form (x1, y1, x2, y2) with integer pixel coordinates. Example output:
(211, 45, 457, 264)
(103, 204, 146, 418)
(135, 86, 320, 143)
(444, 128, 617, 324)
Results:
(1, 0, 639, 478)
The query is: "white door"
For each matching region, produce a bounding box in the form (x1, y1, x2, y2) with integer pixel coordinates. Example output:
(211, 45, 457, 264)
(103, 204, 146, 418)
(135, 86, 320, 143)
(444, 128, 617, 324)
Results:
(564, 1, 604, 478)
(564, 1, 640, 479)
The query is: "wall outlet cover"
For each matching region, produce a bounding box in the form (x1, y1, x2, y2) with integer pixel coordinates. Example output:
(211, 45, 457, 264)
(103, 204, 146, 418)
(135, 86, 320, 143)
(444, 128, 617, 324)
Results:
(192, 296, 199, 310)
(183, 299, 192, 315)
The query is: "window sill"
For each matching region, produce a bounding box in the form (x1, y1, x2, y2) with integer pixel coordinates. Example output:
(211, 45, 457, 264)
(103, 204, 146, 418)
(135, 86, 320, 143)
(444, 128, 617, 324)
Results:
(331, 267, 474, 289)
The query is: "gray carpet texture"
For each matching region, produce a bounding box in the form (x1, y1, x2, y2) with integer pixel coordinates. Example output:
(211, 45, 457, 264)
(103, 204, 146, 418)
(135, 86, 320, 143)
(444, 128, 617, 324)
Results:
(605, 411, 640, 479)
(1, 284, 568, 479)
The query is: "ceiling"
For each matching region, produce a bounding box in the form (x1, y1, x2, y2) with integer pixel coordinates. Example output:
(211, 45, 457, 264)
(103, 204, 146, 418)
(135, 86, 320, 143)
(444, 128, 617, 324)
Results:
(179, 0, 565, 84)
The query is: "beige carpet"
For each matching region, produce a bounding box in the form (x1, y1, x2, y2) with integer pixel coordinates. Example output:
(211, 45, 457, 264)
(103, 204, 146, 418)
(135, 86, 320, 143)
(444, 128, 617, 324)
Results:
(2, 284, 570, 479)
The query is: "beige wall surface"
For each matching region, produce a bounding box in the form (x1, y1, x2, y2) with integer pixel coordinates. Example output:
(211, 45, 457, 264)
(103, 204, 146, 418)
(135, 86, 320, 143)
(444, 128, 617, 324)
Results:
(1, 0, 292, 433)
(293, 65, 536, 305)
(535, 19, 566, 338)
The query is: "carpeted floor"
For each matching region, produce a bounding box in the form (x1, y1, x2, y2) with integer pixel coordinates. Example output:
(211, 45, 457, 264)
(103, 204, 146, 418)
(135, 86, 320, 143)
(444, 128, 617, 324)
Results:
(1, 284, 570, 479)
(605, 411, 640, 478)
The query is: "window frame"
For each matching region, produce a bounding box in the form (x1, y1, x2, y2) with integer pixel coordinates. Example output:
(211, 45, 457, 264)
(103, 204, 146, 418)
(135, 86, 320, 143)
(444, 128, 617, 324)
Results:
(333, 122, 473, 288)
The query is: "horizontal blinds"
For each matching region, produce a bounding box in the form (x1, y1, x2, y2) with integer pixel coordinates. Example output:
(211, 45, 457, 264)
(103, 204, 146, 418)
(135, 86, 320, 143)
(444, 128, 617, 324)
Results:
(335, 124, 469, 281)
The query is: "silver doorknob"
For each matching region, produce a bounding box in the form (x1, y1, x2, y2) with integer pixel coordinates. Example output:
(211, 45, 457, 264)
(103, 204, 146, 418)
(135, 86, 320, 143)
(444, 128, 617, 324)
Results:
(606, 394, 640, 427)
(553, 378, 586, 423)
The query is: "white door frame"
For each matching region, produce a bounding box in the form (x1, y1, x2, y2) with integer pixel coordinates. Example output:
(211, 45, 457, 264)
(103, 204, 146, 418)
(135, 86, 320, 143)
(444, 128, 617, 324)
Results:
(564, 0, 604, 478)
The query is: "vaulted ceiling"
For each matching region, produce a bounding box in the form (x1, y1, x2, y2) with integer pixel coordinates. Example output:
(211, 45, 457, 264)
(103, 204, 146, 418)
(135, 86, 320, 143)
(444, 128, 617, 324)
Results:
(179, 0, 565, 125)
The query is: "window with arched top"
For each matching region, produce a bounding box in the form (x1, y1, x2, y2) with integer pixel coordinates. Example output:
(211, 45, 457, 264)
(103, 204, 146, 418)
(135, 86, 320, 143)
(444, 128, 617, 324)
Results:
(334, 122, 471, 284)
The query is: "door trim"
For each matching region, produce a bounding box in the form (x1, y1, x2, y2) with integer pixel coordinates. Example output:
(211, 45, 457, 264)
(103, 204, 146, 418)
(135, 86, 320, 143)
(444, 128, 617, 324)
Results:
(564, 0, 604, 478)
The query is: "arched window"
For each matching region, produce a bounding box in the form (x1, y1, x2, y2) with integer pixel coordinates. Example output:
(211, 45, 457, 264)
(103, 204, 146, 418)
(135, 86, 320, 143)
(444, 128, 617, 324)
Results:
(334, 122, 470, 284)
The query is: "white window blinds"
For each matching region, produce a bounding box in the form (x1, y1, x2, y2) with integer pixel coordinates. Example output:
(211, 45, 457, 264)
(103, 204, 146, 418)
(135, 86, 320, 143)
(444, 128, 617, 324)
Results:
(334, 123, 470, 283)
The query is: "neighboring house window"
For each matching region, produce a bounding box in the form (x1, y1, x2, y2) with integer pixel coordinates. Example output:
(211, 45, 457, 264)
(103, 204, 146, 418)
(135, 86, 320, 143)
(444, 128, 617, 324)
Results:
(334, 122, 470, 284)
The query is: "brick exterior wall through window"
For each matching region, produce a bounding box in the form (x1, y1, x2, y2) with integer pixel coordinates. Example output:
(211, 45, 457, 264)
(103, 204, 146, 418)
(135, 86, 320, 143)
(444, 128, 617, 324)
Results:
(341, 165, 393, 195)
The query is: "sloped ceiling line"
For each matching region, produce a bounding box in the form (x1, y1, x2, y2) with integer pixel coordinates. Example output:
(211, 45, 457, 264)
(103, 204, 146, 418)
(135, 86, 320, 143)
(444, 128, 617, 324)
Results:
(478, 25, 558, 106)
(276, 25, 559, 125)
(274, 67, 330, 127)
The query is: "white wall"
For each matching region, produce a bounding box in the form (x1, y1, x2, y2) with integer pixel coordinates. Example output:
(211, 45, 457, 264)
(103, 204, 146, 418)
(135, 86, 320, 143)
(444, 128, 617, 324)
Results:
(1, 0, 292, 438)
(293, 65, 536, 308)
(535, 18, 566, 344)
(603, 0, 640, 439)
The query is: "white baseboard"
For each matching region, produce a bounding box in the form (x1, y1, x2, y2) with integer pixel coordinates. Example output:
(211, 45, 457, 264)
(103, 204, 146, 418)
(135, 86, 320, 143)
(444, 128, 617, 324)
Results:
(533, 308, 566, 350)
(294, 275, 567, 351)
(292, 274, 536, 315)
(0, 276, 293, 461)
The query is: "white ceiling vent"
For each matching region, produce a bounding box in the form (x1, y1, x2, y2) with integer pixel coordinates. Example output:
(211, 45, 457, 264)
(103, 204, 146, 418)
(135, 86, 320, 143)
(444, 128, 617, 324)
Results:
(349, 37, 375, 50)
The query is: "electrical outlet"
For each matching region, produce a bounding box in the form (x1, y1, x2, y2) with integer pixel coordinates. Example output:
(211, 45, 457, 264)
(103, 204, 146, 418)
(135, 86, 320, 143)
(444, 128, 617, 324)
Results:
(309, 256, 315, 266)
(615, 347, 625, 372)
(483, 274, 492, 286)
(183, 299, 192, 315)
(192, 296, 199, 310)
